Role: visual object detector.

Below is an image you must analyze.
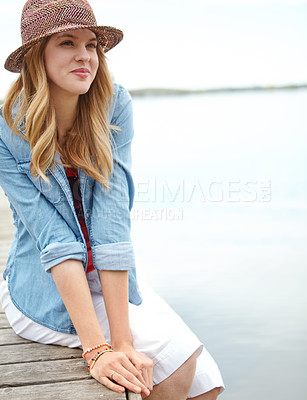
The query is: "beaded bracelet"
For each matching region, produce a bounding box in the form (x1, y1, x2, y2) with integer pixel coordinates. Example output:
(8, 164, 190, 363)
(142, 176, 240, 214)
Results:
(88, 349, 113, 372)
(82, 342, 112, 359)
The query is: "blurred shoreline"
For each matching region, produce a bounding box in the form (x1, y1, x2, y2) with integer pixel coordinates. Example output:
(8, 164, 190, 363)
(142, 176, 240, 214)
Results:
(129, 83, 307, 97)
(0, 83, 307, 103)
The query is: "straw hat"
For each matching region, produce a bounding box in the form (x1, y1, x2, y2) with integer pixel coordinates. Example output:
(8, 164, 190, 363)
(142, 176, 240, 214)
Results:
(5, 0, 123, 73)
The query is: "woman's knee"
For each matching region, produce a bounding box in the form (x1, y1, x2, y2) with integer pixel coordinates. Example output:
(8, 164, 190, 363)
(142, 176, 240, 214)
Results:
(206, 387, 221, 400)
(170, 352, 198, 393)
(191, 387, 221, 400)
(180, 351, 198, 380)
(148, 352, 197, 399)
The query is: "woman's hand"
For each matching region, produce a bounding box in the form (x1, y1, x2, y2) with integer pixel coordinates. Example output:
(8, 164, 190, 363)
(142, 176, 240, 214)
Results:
(89, 350, 152, 397)
(121, 347, 154, 393)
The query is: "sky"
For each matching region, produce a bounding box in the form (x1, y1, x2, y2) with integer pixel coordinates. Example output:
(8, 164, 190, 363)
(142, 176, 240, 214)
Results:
(0, 0, 306, 97)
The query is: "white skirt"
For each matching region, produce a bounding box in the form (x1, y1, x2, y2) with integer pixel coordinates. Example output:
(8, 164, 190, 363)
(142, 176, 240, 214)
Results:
(0, 272, 225, 398)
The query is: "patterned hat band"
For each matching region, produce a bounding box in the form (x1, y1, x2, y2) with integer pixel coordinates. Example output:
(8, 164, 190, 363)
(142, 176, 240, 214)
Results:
(5, 0, 123, 73)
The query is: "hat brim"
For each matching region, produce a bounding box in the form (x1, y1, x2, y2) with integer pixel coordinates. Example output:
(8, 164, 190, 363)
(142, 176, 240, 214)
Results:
(5, 24, 123, 73)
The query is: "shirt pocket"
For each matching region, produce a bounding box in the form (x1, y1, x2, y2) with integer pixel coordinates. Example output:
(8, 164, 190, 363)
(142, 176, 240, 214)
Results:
(17, 160, 63, 205)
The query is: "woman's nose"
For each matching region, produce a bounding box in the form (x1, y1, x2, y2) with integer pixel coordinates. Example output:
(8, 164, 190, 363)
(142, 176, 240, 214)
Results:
(75, 46, 90, 62)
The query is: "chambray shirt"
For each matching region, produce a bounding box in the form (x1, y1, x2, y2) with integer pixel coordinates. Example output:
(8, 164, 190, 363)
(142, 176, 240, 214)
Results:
(0, 84, 142, 334)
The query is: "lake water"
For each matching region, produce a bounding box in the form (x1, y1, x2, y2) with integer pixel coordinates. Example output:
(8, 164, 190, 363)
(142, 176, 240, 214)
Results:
(129, 90, 307, 399)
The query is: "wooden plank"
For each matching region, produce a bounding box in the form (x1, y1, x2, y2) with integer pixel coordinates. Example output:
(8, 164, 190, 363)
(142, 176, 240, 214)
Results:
(0, 379, 126, 399)
(0, 313, 10, 328)
(0, 329, 31, 345)
(0, 358, 89, 387)
(126, 391, 142, 400)
(0, 343, 82, 365)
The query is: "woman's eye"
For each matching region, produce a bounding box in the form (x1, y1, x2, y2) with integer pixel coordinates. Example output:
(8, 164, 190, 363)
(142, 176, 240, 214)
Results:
(60, 41, 74, 46)
(87, 43, 98, 49)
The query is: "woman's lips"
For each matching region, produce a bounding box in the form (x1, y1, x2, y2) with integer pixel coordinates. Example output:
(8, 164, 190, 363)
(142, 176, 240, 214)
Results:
(71, 68, 90, 78)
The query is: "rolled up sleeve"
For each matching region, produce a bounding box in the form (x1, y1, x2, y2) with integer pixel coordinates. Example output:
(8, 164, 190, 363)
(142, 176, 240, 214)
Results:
(92, 242, 135, 271)
(40, 242, 86, 272)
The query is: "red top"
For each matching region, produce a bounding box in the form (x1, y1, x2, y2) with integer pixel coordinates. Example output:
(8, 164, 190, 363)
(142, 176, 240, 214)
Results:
(66, 167, 95, 274)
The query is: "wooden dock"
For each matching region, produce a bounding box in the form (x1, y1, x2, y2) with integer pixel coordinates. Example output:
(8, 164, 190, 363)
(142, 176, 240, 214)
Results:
(0, 189, 141, 399)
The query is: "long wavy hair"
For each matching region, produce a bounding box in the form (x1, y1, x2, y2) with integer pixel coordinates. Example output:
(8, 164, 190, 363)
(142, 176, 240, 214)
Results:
(3, 37, 114, 187)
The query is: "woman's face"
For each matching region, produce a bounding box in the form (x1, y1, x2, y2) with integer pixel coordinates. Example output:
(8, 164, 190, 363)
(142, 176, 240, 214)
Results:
(44, 29, 99, 99)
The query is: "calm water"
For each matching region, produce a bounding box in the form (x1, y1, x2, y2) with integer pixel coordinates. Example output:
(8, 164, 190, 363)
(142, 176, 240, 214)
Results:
(129, 90, 307, 399)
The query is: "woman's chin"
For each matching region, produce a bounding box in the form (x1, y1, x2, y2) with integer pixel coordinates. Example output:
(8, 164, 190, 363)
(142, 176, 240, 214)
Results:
(71, 85, 93, 96)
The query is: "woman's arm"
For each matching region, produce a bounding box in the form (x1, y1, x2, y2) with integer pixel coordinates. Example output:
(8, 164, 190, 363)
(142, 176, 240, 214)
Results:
(99, 270, 154, 391)
(51, 259, 150, 396)
(91, 85, 136, 275)
(99, 270, 132, 348)
(51, 260, 106, 349)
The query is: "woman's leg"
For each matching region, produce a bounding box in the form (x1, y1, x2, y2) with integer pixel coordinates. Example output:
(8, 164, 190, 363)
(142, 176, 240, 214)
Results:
(145, 352, 197, 400)
(142, 350, 222, 400)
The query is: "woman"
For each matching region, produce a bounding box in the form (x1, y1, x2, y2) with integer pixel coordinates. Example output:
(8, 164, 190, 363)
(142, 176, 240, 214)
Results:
(0, 0, 225, 398)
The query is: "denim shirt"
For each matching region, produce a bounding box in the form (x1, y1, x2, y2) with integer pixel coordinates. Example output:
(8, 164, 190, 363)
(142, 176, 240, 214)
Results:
(0, 84, 142, 334)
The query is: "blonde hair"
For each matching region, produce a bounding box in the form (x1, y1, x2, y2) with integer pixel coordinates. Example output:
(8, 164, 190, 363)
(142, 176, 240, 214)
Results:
(3, 37, 114, 187)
